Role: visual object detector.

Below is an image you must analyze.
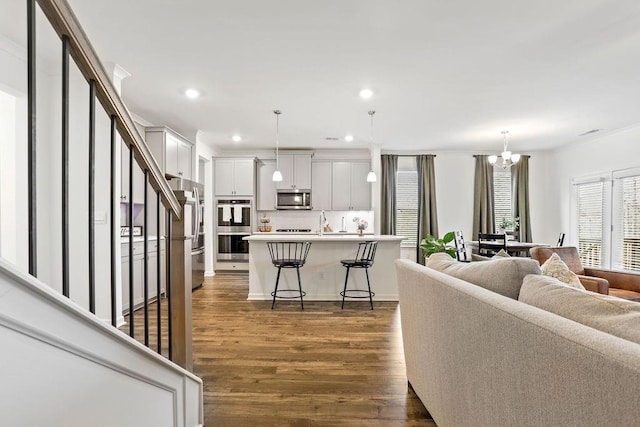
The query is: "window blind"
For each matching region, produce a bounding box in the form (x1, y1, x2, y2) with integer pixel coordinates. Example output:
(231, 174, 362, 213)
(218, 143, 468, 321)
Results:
(613, 175, 640, 271)
(396, 171, 418, 246)
(576, 181, 603, 268)
(493, 168, 512, 231)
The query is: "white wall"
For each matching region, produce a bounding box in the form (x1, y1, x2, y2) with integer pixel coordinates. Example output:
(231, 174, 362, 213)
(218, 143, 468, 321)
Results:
(549, 125, 640, 246)
(380, 150, 554, 246)
(194, 134, 220, 276)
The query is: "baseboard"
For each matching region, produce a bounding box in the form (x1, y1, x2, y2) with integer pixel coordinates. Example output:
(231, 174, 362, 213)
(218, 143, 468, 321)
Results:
(204, 270, 215, 277)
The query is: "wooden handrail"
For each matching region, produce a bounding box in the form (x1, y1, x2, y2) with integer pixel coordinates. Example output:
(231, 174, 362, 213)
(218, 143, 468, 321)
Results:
(36, 0, 182, 218)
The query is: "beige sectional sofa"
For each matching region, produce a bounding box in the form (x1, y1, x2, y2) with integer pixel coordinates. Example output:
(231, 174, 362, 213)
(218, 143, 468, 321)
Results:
(395, 256, 640, 427)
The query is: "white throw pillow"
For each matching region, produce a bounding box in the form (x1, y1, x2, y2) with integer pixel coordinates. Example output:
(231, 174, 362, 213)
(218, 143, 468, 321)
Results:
(493, 249, 510, 258)
(540, 253, 585, 289)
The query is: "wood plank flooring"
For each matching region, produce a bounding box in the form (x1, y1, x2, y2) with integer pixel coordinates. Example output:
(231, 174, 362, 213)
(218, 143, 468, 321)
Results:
(192, 272, 435, 427)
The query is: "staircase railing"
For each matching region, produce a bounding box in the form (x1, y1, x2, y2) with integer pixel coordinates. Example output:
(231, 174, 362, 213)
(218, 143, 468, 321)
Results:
(24, 0, 194, 370)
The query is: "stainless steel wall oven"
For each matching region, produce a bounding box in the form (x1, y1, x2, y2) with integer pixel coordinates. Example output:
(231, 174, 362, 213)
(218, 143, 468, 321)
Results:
(216, 199, 251, 262)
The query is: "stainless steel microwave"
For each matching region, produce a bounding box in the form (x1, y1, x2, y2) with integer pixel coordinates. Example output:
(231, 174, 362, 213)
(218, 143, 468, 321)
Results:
(276, 190, 312, 210)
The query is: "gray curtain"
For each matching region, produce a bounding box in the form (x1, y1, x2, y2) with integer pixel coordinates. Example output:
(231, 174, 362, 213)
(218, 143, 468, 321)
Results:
(417, 155, 438, 265)
(380, 155, 398, 235)
(512, 155, 532, 242)
(473, 155, 495, 239)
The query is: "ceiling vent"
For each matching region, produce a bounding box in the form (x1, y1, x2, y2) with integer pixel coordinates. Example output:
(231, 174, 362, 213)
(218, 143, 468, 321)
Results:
(578, 129, 601, 136)
(324, 137, 339, 141)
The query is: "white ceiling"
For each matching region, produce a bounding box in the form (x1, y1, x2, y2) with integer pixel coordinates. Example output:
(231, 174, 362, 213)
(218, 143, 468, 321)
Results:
(4, 0, 640, 152)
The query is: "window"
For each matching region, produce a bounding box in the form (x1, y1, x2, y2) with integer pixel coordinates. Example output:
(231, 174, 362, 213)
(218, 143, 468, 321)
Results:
(493, 167, 512, 231)
(396, 170, 418, 246)
(573, 169, 640, 272)
(575, 181, 603, 268)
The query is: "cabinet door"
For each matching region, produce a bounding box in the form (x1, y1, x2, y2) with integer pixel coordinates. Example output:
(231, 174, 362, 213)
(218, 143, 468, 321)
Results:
(121, 257, 131, 312)
(232, 159, 255, 196)
(257, 160, 277, 211)
(121, 142, 146, 204)
(214, 159, 235, 196)
(165, 134, 180, 177)
(132, 255, 144, 308)
(177, 141, 192, 179)
(148, 251, 158, 300)
(331, 162, 351, 210)
(311, 161, 332, 211)
(349, 162, 371, 210)
(121, 254, 143, 313)
(275, 155, 294, 190)
(121, 142, 130, 203)
(293, 155, 312, 189)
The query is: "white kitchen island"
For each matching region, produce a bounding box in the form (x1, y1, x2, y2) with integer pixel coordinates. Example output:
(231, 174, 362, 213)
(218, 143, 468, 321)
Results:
(243, 234, 404, 301)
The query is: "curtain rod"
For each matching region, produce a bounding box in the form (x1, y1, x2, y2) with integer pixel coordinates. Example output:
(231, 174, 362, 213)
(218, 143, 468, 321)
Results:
(381, 154, 437, 157)
(472, 154, 531, 158)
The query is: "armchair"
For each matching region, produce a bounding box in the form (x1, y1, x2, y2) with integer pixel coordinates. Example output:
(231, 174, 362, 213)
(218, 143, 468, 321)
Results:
(529, 246, 640, 301)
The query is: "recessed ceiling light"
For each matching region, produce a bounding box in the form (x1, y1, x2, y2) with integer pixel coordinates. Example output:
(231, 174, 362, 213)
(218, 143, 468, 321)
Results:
(232, 134, 242, 142)
(344, 134, 354, 142)
(359, 88, 373, 99)
(184, 88, 200, 99)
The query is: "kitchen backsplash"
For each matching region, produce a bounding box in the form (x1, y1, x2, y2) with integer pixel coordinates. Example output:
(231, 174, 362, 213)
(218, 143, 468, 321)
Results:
(257, 210, 374, 233)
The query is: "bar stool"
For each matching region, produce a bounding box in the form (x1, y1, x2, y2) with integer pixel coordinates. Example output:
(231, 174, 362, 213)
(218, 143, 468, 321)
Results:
(340, 241, 378, 310)
(266, 241, 312, 309)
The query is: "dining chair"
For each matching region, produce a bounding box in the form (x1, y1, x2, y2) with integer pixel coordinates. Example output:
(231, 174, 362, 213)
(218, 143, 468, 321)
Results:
(453, 231, 469, 262)
(478, 233, 507, 256)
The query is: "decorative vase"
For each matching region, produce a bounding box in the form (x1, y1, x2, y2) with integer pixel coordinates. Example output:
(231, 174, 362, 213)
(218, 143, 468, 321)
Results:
(358, 228, 364, 236)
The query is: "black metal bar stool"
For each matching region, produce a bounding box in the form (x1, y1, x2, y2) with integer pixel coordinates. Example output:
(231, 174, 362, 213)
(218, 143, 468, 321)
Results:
(340, 241, 378, 310)
(267, 241, 312, 309)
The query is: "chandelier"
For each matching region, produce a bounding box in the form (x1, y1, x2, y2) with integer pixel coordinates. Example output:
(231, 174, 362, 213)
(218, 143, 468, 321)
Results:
(488, 130, 520, 169)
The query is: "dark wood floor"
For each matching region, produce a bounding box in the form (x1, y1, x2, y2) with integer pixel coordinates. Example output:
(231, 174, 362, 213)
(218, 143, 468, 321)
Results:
(192, 272, 435, 427)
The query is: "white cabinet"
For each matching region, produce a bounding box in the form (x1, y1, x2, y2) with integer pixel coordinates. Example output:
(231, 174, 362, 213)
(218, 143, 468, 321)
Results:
(214, 158, 255, 196)
(331, 161, 371, 211)
(146, 127, 193, 180)
(121, 141, 145, 204)
(121, 239, 166, 313)
(257, 159, 277, 211)
(311, 161, 332, 211)
(276, 154, 311, 190)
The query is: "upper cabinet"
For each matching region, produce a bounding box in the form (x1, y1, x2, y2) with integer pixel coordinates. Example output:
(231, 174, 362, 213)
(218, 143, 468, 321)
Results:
(214, 158, 255, 196)
(145, 127, 193, 180)
(311, 161, 332, 211)
(257, 159, 277, 210)
(276, 153, 311, 190)
(331, 161, 371, 211)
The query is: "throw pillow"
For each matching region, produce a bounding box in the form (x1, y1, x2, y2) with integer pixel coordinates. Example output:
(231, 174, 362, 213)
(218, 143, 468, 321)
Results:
(493, 249, 510, 258)
(519, 274, 640, 345)
(540, 253, 585, 289)
(426, 252, 541, 299)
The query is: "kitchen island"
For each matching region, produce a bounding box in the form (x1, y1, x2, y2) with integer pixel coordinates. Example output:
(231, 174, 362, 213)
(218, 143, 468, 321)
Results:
(243, 234, 404, 301)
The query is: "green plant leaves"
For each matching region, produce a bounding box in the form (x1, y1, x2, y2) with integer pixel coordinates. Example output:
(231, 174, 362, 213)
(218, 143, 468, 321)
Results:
(419, 232, 457, 259)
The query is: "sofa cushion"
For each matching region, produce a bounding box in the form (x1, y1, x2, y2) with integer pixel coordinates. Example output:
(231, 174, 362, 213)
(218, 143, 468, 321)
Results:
(519, 274, 640, 345)
(540, 253, 584, 289)
(426, 252, 541, 299)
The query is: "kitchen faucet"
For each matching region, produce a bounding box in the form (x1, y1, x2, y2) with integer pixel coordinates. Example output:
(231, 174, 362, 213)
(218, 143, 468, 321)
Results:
(319, 210, 327, 235)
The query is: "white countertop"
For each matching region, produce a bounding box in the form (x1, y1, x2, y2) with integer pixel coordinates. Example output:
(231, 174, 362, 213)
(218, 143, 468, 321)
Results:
(120, 235, 164, 243)
(244, 234, 404, 242)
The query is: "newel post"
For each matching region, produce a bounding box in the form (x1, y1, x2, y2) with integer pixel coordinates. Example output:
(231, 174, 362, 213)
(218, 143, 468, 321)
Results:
(170, 192, 194, 370)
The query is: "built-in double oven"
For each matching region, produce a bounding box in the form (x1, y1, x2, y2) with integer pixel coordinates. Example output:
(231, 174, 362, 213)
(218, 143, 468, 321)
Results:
(216, 199, 251, 262)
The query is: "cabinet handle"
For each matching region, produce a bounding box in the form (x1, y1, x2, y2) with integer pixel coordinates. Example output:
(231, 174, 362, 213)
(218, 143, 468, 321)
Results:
(178, 172, 183, 176)
(121, 195, 126, 200)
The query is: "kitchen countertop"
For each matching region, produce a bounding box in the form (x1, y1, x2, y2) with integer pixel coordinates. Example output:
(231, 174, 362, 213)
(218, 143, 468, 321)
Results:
(244, 234, 404, 242)
(120, 235, 165, 243)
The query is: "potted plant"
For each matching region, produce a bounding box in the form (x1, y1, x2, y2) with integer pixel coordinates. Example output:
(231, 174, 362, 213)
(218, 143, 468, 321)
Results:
(419, 231, 457, 259)
(498, 217, 520, 233)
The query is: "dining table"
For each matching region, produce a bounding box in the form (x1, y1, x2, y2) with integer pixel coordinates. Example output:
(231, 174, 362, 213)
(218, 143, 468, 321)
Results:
(467, 240, 550, 256)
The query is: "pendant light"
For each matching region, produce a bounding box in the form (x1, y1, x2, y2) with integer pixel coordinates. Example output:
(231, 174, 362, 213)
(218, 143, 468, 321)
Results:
(366, 110, 377, 182)
(272, 110, 283, 182)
